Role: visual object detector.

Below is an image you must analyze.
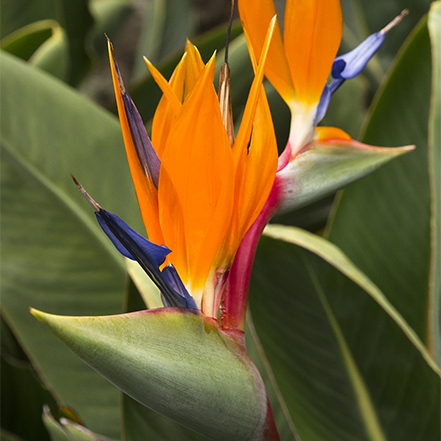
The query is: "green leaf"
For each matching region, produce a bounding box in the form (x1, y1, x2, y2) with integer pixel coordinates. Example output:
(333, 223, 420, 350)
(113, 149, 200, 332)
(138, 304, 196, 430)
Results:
(1, 20, 69, 80)
(1, 351, 55, 441)
(31, 308, 271, 441)
(427, 1, 441, 364)
(325, 16, 435, 352)
(132, 0, 195, 79)
(0, 430, 26, 441)
(263, 225, 439, 374)
(0, 0, 58, 38)
(42, 408, 71, 441)
(249, 230, 440, 441)
(43, 406, 117, 441)
(0, 51, 145, 438)
(0, 0, 94, 85)
(89, 0, 133, 55)
(276, 139, 413, 213)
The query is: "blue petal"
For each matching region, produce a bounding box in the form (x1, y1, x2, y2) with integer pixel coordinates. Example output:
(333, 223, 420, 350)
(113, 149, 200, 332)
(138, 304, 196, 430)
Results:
(95, 211, 170, 267)
(314, 85, 332, 125)
(122, 92, 161, 188)
(162, 265, 197, 309)
(331, 32, 385, 80)
(95, 209, 194, 309)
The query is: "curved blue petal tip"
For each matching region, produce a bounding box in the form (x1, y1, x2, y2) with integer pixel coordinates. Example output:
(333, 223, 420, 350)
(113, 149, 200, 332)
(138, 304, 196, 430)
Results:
(332, 32, 385, 80)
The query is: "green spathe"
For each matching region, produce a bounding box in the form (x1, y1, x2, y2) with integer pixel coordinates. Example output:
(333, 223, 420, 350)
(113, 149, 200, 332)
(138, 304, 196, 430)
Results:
(31, 308, 269, 441)
(276, 140, 414, 212)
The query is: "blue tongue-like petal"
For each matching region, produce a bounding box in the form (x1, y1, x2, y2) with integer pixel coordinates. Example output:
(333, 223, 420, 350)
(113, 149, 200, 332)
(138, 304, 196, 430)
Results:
(95, 210, 170, 267)
(96, 209, 194, 309)
(331, 32, 386, 80)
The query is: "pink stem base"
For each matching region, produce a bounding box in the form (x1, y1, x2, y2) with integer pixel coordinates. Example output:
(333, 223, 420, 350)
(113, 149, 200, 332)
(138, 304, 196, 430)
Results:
(220, 180, 281, 331)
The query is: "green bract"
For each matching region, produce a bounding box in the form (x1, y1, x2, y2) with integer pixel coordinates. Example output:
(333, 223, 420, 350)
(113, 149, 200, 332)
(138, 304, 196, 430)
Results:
(31, 308, 269, 441)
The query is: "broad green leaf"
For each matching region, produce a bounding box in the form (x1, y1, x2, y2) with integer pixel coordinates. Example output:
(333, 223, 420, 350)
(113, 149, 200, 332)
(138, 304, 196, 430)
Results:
(427, 1, 441, 364)
(59, 0, 94, 85)
(0, 431, 26, 441)
(42, 408, 71, 441)
(325, 16, 434, 350)
(2, 20, 58, 59)
(1, 353, 55, 441)
(245, 314, 301, 441)
(89, 0, 133, 55)
(249, 232, 440, 441)
(0, 0, 57, 38)
(28, 26, 69, 80)
(0, 52, 146, 438)
(276, 140, 413, 213)
(0, 0, 94, 85)
(132, 0, 195, 79)
(31, 308, 271, 441)
(263, 225, 439, 374)
(1, 20, 70, 80)
(42, 406, 115, 441)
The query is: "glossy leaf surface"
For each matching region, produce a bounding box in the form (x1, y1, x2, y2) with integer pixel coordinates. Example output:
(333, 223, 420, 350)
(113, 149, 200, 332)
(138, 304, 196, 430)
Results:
(326, 15, 437, 354)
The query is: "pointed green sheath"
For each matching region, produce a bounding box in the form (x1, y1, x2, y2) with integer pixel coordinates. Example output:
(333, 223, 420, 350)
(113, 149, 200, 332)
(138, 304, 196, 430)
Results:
(276, 140, 414, 212)
(31, 308, 271, 441)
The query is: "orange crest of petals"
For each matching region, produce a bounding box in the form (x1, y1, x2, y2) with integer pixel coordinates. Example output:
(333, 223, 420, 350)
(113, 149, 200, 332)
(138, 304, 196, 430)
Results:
(158, 55, 235, 293)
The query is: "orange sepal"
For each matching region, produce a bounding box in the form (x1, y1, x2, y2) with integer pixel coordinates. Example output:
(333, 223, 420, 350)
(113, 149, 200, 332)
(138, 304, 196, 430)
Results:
(158, 54, 234, 296)
(151, 54, 187, 158)
(284, 0, 342, 105)
(238, 0, 295, 102)
(313, 126, 352, 142)
(232, 87, 278, 255)
(184, 40, 206, 98)
(107, 40, 163, 245)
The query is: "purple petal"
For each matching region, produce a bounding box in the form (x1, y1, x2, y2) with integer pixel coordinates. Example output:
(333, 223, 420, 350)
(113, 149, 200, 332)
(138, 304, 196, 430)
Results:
(332, 32, 385, 80)
(122, 92, 161, 188)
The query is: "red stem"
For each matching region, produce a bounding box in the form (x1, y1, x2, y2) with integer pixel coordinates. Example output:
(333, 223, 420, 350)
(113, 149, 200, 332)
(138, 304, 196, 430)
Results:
(220, 180, 281, 330)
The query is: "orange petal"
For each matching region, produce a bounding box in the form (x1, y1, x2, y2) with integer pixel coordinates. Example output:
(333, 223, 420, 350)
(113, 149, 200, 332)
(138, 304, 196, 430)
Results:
(234, 16, 276, 166)
(108, 40, 163, 245)
(231, 86, 278, 256)
(151, 54, 187, 158)
(158, 54, 234, 295)
(284, 0, 342, 104)
(144, 57, 182, 115)
(313, 126, 352, 141)
(238, 0, 295, 102)
(184, 40, 206, 98)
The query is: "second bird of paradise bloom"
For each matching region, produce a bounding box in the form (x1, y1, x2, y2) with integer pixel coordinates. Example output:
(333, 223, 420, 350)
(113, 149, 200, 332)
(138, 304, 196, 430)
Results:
(75, 0, 407, 332)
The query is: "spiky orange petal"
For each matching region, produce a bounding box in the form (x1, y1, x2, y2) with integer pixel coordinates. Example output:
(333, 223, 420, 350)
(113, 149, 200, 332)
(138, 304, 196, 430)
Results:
(158, 54, 234, 300)
(184, 40, 206, 98)
(151, 54, 187, 157)
(238, 0, 295, 102)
